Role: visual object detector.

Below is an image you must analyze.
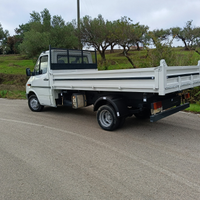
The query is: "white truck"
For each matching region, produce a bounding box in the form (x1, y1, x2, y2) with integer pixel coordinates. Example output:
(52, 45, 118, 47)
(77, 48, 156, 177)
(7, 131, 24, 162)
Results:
(26, 47, 200, 131)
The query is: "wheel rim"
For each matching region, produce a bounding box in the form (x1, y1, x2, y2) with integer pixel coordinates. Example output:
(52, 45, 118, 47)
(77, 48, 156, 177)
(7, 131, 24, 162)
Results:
(99, 110, 113, 127)
(30, 97, 40, 110)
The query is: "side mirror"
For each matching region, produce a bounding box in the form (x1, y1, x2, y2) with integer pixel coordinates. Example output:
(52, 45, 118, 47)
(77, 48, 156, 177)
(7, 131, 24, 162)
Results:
(26, 68, 31, 76)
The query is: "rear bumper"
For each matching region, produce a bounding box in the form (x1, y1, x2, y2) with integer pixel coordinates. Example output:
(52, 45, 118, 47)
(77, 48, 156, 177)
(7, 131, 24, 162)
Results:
(150, 103, 189, 122)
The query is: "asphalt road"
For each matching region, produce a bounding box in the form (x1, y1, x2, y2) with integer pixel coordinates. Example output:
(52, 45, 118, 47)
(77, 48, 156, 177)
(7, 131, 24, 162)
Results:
(0, 98, 200, 200)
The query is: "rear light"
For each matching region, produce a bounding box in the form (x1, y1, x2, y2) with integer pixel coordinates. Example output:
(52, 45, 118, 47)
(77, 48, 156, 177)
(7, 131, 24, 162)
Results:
(27, 84, 31, 86)
(184, 93, 190, 99)
(153, 101, 162, 109)
(151, 101, 163, 115)
(181, 92, 190, 104)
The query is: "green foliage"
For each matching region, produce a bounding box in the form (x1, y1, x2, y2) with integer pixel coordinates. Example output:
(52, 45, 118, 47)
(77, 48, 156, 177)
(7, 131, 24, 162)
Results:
(114, 17, 148, 52)
(142, 34, 200, 67)
(50, 22, 78, 49)
(171, 20, 200, 50)
(108, 17, 149, 67)
(80, 14, 110, 62)
(0, 54, 34, 74)
(99, 46, 200, 70)
(185, 104, 200, 113)
(149, 29, 171, 46)
(18, 8, 79, 58)
(0, 51, 200, 108)
(190, 87, 200, 104)
(0, 90, 26, 99)
(0, 90, 7, 97)
(146, 36, 176, 67)
(0, 23, 4, 40)
(19, 30, 50, 58)
(0, 23, 10, 54)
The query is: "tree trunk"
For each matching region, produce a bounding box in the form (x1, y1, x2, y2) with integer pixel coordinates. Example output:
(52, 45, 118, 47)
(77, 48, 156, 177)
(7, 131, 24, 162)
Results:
(136, 42, 140, 51)
(123, 48, 136, 68)
(110, 44, 115, 53)
(195, 49, 200, 55)
(101, 50, 106, 62)
(110, 45, 114, 53)
(182, 39, 189, 50)
(122, 46, 130, 55)
(98, 49, 106, 63)
(125, 55, 136, 68)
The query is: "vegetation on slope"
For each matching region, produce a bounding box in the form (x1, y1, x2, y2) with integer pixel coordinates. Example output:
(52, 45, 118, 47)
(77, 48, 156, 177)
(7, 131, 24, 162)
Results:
(0, 49, 199, 113)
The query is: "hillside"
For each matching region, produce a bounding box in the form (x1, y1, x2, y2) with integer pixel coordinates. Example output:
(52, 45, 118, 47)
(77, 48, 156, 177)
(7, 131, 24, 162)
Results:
(0, 48, 200, 103)
(1, 48, 200, 74)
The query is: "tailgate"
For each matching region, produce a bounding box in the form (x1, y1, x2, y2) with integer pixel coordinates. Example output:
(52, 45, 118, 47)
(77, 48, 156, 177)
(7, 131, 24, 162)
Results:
(157, 60, 200, 95)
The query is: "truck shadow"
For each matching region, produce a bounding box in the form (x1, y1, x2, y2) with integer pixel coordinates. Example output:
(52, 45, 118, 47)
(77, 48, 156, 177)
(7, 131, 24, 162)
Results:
(40, 105, 96, 121)
(120, 114, 199, 140)
(40, 106, 199, 139)
(43, 106, 163, 130)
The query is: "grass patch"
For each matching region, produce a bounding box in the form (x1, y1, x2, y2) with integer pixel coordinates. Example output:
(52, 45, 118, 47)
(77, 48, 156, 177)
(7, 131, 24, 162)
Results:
(99, 48, 200, 70)
(0, 90, 26, 99)
(1, 49, 200, 73)
(0, 54, 34, 75)
(185, 104, 200, 113)
(0, 90, 8, 98)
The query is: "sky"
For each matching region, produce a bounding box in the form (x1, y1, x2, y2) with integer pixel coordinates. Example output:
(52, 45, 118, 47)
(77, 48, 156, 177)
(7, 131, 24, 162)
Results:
(1, 0, 200, 46)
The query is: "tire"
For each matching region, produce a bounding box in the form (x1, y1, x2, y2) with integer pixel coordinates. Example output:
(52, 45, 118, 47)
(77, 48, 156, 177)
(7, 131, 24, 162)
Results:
(97, 105, 120, 131)
(134, 109, 150, 119)
(28, 95, 44, 112)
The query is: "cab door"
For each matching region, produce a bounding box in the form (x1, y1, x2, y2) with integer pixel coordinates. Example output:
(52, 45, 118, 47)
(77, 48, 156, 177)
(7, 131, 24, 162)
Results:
(31, 55, 52, 106)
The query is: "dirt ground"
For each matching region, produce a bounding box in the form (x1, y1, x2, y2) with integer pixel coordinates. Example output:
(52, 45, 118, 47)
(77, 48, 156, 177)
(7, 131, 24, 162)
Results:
(0, 74, 27, 91)
(0, 84, 25, 91)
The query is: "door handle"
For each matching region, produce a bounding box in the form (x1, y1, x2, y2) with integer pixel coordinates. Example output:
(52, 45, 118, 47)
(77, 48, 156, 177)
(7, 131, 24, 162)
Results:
(43, 78, 49, 81)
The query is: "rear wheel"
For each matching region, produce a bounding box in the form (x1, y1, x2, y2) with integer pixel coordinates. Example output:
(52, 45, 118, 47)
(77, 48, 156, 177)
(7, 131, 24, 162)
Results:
(28, 95, 44, 112)
(97, 105, 120, 131)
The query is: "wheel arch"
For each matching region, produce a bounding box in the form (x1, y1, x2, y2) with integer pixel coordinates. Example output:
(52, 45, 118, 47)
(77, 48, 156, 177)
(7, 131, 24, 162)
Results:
(27, 91, 36, 99)
(27, 90, 42, 105)
(94, 96, 129, 118)
(28, 93, 44, 112)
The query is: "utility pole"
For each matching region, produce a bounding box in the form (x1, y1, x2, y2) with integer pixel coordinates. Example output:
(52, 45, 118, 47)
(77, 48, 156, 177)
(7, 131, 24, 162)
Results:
(77, 0, 80, 30)
(77, 0, 81, 49)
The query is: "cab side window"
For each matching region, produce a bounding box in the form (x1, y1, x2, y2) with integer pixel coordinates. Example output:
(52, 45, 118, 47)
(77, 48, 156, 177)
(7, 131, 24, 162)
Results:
(34, 56, 48, 75)
(40, 56, 48, 74)
(34, 59, 40, 75)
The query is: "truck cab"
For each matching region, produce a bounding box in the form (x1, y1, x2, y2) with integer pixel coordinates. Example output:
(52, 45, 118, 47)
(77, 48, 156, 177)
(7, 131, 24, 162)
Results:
(26, 47, 97, 110)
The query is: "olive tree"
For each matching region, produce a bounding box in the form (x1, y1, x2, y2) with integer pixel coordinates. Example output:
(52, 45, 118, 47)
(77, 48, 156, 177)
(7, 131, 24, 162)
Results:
(19, 8, 78, 58)
(113, 17, 148, 67)
(171, 20, 200, 50)
(149, 28, 171, 46)
(80, 15, 110, 62)
(0, 23, 10, 54)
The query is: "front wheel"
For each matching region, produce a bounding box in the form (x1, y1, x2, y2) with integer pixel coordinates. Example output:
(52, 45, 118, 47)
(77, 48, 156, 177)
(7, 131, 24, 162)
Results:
(28, 95, 44, 112)
(97, 105, 120, 131)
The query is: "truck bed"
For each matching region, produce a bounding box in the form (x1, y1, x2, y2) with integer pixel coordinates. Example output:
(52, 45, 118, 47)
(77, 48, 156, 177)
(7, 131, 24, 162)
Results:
(50, 60, 200, 95)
